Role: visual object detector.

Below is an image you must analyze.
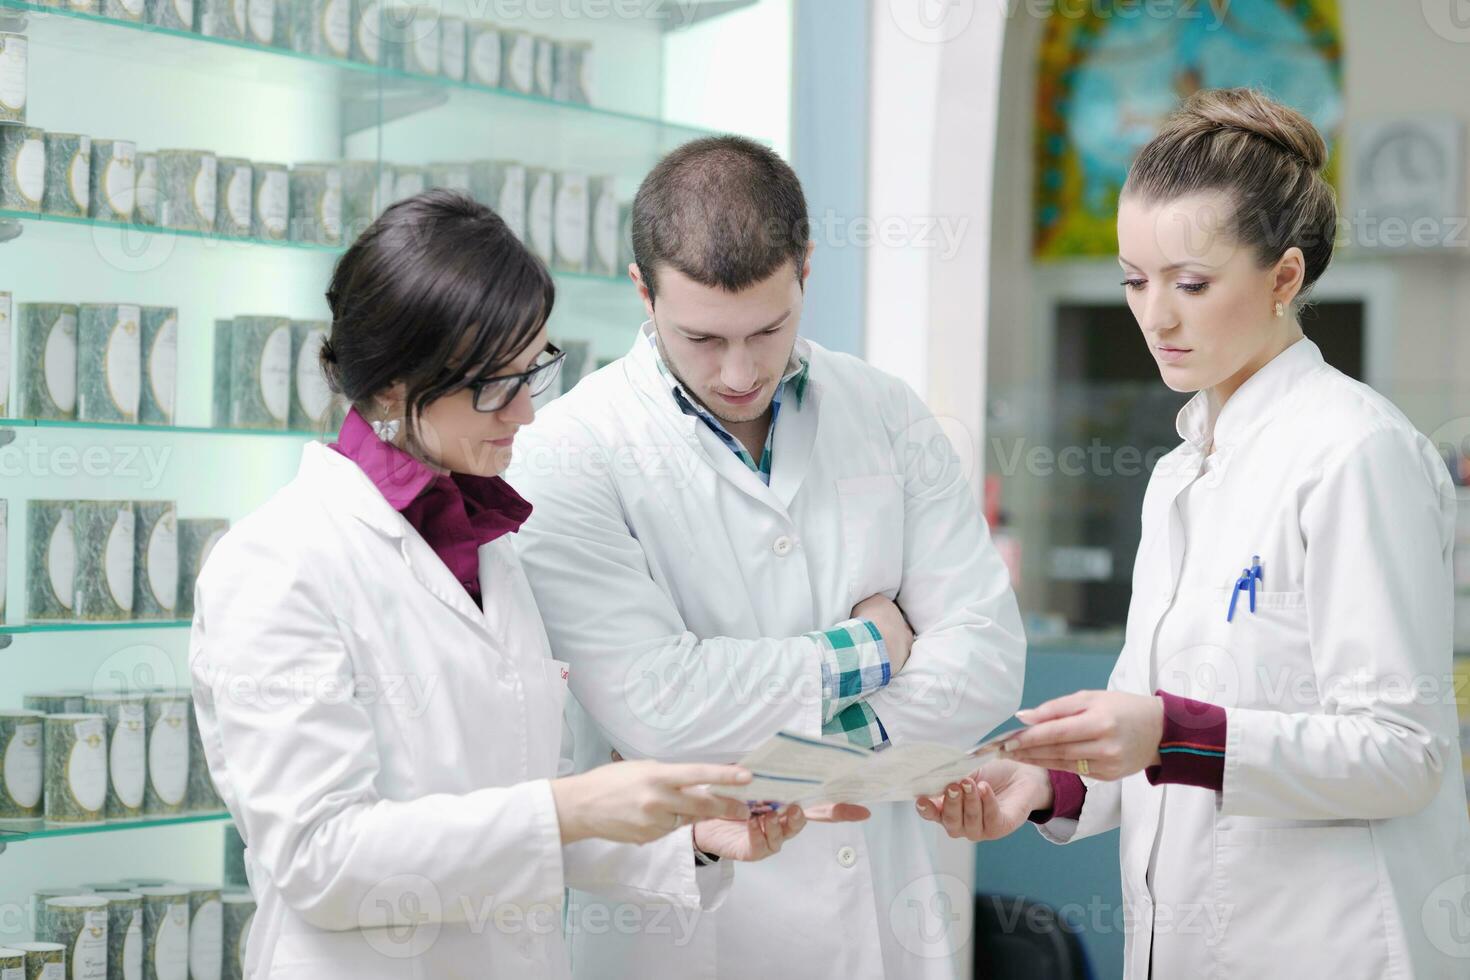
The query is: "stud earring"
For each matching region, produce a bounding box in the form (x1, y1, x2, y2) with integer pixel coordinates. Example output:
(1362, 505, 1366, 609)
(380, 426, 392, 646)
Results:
(1274, 301, 1286, 318)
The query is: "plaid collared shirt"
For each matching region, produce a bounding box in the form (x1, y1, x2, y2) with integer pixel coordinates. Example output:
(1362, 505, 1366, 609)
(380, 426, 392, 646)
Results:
(647, 326, 890, 749)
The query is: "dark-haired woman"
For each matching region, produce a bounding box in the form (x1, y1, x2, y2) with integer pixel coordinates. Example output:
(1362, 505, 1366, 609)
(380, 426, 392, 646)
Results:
(917, 89, 1470, 978)
(189, 190, 861, 979)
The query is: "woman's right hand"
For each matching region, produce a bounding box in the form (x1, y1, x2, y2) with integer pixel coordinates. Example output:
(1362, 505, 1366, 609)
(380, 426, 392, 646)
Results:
(913, 759, 1052, 842)
(551, 760, 754, 845)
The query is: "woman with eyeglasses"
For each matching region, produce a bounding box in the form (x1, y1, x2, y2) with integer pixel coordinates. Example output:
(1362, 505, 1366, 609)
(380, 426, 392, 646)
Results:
(188, 190, 858, 979)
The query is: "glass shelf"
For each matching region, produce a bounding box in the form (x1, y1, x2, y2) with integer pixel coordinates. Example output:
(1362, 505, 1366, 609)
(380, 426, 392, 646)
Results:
(0, 210, 632, 288)
(0, 619, 191, 635)
(0, 418, 323, 438)
(0, 0, 718, 153)
(0, 811, 230, 844)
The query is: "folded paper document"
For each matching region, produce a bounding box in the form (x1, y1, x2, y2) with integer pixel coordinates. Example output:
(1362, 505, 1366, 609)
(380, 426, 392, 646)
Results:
(715, 728, 1023, 807)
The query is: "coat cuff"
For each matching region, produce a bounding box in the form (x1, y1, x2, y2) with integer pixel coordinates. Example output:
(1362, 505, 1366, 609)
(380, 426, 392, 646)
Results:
(811, 618, 890, 722)
(1028, 769, 1086, 824)
(1144, 689, 1227, 790)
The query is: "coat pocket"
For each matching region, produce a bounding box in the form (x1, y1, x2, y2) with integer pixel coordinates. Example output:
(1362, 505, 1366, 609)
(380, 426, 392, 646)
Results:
(836, 474, 904, 604)
(1212, 821, 1390, 978)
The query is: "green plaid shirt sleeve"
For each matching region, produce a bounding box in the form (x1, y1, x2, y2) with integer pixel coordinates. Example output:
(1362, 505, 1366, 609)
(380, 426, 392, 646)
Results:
(810, 618, 891, 749)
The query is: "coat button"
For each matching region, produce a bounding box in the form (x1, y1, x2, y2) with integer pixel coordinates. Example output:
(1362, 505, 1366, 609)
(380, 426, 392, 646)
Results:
(772, 535, 794, 557)
(497, 662, 514, 684)
(836, 845, 857, 868)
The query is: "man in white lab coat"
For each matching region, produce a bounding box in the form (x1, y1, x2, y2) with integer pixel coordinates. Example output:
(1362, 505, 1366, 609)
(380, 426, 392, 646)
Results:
(510, 136, 1026, 979)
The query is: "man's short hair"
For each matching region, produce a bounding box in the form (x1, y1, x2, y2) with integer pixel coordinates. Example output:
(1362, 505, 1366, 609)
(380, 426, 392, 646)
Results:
(631, 135, 810, 303)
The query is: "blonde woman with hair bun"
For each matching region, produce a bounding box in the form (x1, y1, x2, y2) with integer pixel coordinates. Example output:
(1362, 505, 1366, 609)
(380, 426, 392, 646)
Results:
(916, 89, 1470, 978)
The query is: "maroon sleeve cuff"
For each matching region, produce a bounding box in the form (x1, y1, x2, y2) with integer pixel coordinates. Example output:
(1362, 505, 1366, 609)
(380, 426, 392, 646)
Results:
(1144, 690, 1227, 790)
(1027, 769, 1086, 824)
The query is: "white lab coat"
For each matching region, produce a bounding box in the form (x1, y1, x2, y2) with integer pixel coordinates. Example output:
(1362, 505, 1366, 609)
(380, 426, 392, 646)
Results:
(1038, 338, 1470, 979)
(509, 326, 1026, 979)
(189, 441, 732, 980)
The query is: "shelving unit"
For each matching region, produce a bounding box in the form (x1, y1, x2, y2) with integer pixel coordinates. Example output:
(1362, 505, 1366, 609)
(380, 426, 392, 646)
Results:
(0, 0, 774, 925)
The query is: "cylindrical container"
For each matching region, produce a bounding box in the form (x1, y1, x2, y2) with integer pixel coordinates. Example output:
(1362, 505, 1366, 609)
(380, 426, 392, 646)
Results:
(618, 200, 635, 273)
(1, 290, 12, 418)
(469, 160, 524, 240)
(383, 2, 437, 76)
(17, 303, 77, 421)
(243, 0, 273, 45)
(552, 39, 591, 105)
(11, 943, 65, 980)
(293, 0, 350, 60)
(23, 691, 86, 714)
(0, 125, 44, 212)
(500, 29, 533, 94)
(250, 162, 288, 241)
(589, 176, 619, 277)
(0, 710, 44, 820)
(77, 303, 142, 424)
(102, 0, 147, 20)
(145, 0, 193, 32)
(222, 826, 246, 889)
(0, 33, 27, 125)
(88, 139, 137, 224)
(348, 0, 381, 64)
(176, 519, 227, 618)
(213, 319, 237, 429)
(466, 21, 500, 88)
(143, 691, 189, 816)
(270, 0, 292, 47)
(340, 160, 390, 239)
(289, 320, 332, 432)
(43, 714, 108, 824)
(218, 316, 290, 429)
(287, 163, 342, 246)
(532, 34, 553, 98)
(158, 150, 217, 233)
(183, 885, 222, 980)
(132, 501, 178, 621)
(38, 895, 108, 980)
(139, 306, 178, 426)
(214, 157, 253, 238)
(92, 892, 144, 980)
(390, 164, 425, 205)
(29, 889, 85, 935)
(195, 0, 245, 40)
(185, 699, 222, 812)
(426, 163, 469, 194)
(439, 15, 465, 82)
(0, 947, 24, 980)
(134, 152, 159, 227)
(73, 500, 136, 621)
(135, 888, 190, 980)
(220, 893, 253, 980)
(42, 132, 90, 217)
(118, 879, 171, 890)
(83, 693, 146, 819)
(525, 166, 554, 263)
(26, 502, 77, 621)
(0, 499, 6, 625)
(552, 171, 589, 274)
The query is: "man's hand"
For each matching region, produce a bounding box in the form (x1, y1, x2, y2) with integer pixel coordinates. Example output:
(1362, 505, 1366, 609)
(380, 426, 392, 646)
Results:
(851, 594, 914, 674)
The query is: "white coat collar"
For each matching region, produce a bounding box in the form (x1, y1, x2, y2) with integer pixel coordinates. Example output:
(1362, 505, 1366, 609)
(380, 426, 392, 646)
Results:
(297, 442, 493, 630)
(1175, 337, 1327, 452)
(626, 320, 815, 410)
(298, 440, 411, 540)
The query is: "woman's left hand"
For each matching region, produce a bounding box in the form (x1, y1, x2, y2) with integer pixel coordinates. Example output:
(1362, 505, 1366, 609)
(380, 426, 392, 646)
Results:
(693, 803, 870, 861)
(1001, 691, 1166, 781)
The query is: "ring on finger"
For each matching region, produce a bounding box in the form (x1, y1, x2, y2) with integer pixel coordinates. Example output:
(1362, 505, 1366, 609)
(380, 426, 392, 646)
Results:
(1076, 759, 1090, 777)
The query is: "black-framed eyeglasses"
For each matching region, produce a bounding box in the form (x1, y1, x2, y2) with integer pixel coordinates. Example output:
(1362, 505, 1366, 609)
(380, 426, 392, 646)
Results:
(468, 343, 566, 412)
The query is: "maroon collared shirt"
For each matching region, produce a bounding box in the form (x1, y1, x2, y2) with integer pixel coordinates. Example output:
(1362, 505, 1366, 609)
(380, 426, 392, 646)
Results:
(329, 408, 533, 607)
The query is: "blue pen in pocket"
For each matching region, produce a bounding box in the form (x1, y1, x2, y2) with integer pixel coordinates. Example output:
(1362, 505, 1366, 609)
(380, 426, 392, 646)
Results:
(1226, 555, 1263, 622)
